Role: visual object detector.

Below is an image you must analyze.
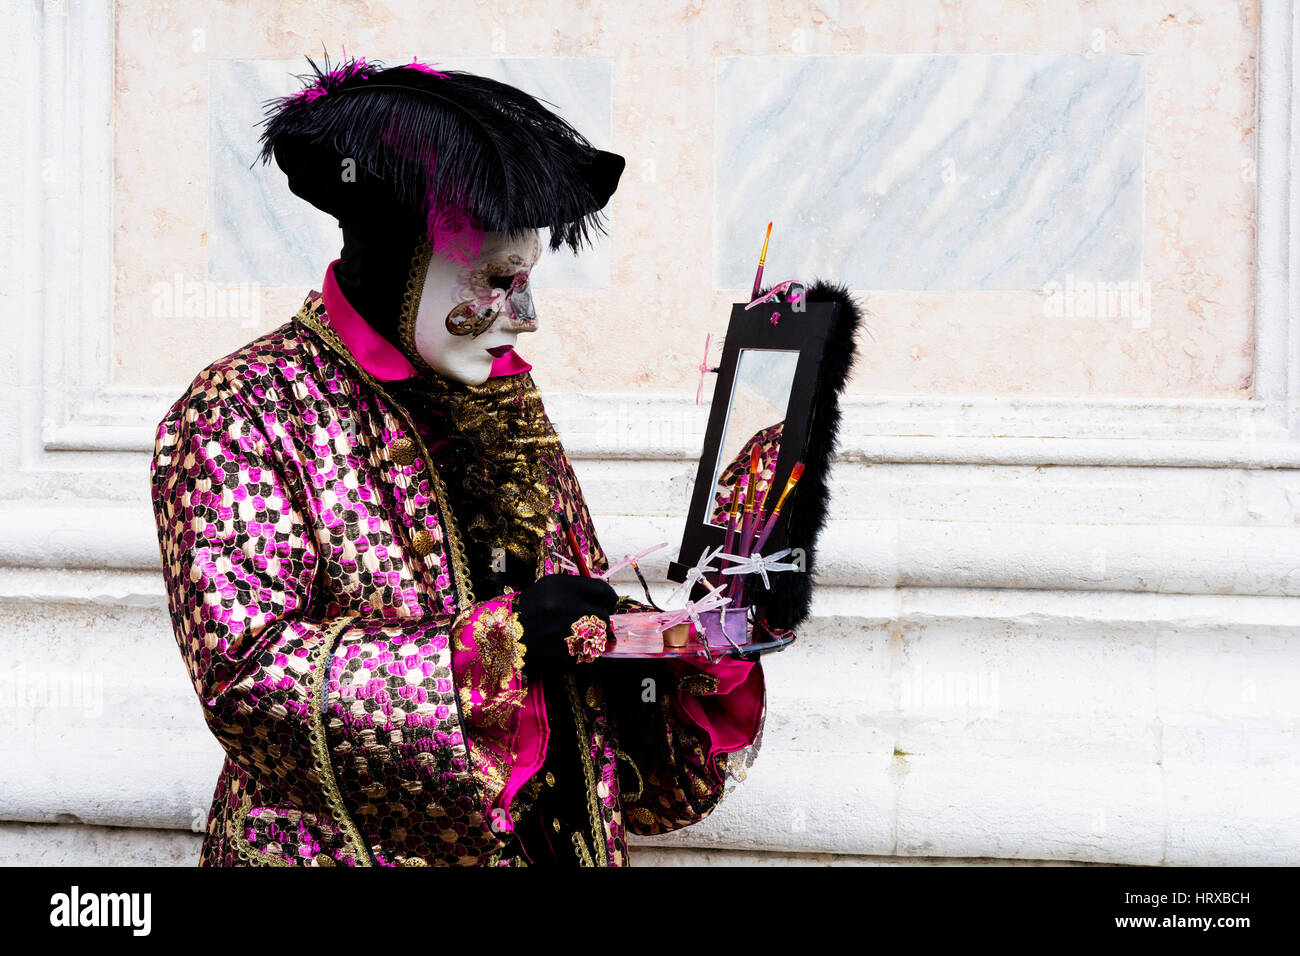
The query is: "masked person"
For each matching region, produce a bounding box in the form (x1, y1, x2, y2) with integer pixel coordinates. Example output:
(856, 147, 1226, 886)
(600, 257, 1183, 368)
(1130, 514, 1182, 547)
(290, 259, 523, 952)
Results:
(150, 57, 766, 867)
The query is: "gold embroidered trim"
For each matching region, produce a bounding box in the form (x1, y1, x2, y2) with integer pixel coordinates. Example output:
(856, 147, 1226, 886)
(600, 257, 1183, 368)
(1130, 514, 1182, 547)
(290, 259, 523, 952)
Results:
(564, 673, 609, 867)
(230, 616, 371, 867)
(398, 238, 434, 375)
(454, 604, 527, 734)
(426, 459, 477, 607)
(570, 831, 596, 867)
(479, 605, 526, 691)
(309, 615, 374, 866)
(615, 749, 645, 802)
(679, 673, 721, 696)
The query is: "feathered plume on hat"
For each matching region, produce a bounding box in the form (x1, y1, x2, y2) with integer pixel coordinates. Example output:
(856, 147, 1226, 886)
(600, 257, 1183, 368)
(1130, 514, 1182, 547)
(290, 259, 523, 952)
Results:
(258, 54, 625, 264)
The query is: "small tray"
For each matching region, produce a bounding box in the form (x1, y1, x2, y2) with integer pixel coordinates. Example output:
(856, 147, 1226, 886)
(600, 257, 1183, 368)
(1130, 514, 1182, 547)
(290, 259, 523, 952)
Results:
(603, 608, 795, 661)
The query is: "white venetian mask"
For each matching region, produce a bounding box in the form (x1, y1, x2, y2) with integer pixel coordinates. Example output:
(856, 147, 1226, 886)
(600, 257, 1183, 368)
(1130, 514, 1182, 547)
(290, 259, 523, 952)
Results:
(407, 230, 542, 385)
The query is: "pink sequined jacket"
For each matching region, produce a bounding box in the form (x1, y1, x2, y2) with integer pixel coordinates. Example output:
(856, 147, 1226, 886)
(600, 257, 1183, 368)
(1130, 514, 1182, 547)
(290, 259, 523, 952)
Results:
(150, 270, 766, 866)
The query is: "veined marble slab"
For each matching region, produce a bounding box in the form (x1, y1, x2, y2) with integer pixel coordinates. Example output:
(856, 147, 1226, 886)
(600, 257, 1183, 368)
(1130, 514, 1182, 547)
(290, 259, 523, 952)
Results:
(715, 54, 1145, 291)
(209, 57, 615, 289)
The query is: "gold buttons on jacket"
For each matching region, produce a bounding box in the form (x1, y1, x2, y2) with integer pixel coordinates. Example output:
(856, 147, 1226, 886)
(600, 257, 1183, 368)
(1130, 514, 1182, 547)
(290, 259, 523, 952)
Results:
(411, 529, 435, 556)
(390, 437, 418, 467)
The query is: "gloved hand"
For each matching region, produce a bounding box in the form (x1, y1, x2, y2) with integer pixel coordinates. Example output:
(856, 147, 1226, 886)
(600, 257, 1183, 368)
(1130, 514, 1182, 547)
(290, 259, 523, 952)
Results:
(516, 574, 619, 672)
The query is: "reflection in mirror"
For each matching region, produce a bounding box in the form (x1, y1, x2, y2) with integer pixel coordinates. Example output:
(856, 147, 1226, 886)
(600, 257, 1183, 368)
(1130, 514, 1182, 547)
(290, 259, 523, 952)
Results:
(706, 348, 799, 527)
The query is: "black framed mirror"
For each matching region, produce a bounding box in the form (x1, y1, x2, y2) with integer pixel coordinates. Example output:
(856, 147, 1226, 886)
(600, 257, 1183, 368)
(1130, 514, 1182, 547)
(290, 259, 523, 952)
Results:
(702, 347, 799, 530)
(669, 279, 862, 632)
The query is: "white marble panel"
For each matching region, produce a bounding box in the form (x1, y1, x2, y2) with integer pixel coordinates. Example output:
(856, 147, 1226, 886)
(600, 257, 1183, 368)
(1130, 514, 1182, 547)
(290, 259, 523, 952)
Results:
(715, 54, 1145, 290)
(209, 56, 615, 289)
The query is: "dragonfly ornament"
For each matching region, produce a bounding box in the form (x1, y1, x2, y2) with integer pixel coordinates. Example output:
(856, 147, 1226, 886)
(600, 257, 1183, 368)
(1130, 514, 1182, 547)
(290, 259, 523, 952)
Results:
(654, 581, 738, 660)
(718, 547, 799, 589)
(695, 332, 719, 406)
(547, 550, 582, 576)
(744, 279, 807, 311)
(664, 545, 725, 608)
(595, 541, 669, 582)
(597, 541, 669, 609)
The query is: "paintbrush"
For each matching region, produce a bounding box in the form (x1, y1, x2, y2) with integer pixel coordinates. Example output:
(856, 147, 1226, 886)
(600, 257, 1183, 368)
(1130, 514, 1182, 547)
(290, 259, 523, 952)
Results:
(737, 444, 763, 560)
(629, 560, 661, 610)
(556, 511, 591, 577)
(751, 461, 806, 556)
(750, 221, 773, 300)
(748, 482, 771, 556)
(727, 453, 762, 603)
(719, 474, 747, 590)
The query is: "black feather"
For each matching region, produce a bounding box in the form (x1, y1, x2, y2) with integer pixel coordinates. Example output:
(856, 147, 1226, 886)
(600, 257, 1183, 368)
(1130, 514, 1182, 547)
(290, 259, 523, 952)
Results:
(257, 55, 624, 257)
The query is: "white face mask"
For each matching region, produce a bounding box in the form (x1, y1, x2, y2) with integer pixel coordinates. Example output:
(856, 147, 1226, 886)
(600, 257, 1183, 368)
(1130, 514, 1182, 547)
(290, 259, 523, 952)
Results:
(410, 230, 542, 385)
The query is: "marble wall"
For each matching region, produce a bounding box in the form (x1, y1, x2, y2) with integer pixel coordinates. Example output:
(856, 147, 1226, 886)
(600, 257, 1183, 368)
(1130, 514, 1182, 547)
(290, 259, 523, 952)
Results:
(111, 1, 1259, 399)
(715, 53, 1145, 291)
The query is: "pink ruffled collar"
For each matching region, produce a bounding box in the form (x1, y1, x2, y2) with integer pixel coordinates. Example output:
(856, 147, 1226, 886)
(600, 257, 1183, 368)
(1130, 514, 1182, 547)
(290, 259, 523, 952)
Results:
(319, 260, 532, 381)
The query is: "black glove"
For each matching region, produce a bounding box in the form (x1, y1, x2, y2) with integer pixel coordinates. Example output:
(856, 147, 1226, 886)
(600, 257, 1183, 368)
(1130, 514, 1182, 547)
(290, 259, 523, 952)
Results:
(516, 574, 619, 672)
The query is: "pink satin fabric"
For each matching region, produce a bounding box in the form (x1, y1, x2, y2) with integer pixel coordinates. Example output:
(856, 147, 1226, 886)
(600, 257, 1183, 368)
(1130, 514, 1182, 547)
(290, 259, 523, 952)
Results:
(667, 657, 764, 773)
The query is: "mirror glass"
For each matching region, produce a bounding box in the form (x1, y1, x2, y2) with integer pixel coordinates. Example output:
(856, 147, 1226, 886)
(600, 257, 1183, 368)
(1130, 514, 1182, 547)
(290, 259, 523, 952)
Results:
(706, 348, 799, 527)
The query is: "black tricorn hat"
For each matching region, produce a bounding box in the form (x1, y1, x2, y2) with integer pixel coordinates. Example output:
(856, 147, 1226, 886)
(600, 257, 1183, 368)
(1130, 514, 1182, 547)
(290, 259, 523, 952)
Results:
(258, 55, 625, 262)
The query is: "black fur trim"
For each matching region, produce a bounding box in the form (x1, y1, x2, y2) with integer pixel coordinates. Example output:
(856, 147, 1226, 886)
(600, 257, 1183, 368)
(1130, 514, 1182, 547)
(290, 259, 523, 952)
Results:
(754, 279, 862, 630)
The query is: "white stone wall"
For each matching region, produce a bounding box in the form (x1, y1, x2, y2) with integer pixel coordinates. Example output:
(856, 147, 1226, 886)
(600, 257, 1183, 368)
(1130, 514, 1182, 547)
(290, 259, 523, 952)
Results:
(1, 1, 1297, 866)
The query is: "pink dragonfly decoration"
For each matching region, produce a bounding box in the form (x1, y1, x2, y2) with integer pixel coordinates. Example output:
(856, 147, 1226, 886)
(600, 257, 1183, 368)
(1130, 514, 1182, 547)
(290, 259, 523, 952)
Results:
(656, 580, 731, 631)
(696, 333, 718, 406)
(548, 550, 582, 576)
(594, 541, 669, 582)
(652, 580, 737, 660)
(744, 279, 807, 311)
